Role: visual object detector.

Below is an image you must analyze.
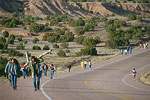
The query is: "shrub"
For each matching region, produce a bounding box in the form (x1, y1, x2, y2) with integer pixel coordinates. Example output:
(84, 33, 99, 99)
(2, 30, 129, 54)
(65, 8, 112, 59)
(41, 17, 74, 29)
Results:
(105, 39, 119, 49)
(0, 17, 22, 28)
(16, 43, 25, 50)
(82, 37, 98, 47)
(47, 35, 59, 43)
(75, 36, 84, 44)
(84, 23, 95, 32)
(33, 45, 41, 50)
(23, 40, 28, 44)
(0, 36, 6, 43)
(29, 23, 45, 32)
(7, 39, 14, 44)
(2, 31, 9, 37)
(16, 36, 23, 41)
(0, 57, 7, 76)
(76, 47, 97, 56)
(127, 14, 136, 20)
(60, 42, 68, 48)
(0, 43, 4, 49)
(65, 49, 70, 53)
(53, 44, 59, 48)
(75, 27, 85, 35)
(61, 31, 74, 42)
(8, 34, 15, 40)
(43, 45, 50, 50)
(57, 49, 66, 57)
(32, 38, 39, 43)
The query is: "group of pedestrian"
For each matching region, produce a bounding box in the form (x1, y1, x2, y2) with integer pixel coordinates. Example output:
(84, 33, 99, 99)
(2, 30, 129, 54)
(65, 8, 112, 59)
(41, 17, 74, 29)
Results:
(120, 47, 132, 55)
(5, 58, 20, 90)
(139, 42, 148, 49)
(81, 60, 92, 69)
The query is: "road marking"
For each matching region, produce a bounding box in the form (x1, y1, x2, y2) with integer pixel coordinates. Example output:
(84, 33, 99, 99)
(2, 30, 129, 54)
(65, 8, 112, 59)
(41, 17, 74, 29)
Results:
(41, 80, 52, 100)
(41, 48, 149, 100)
(84, 49, 150, 100)
(122, 64, 150, 92)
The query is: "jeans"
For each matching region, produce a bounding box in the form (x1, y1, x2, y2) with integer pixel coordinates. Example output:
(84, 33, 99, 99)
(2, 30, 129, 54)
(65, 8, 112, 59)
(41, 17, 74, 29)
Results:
(50, 71, 53, 79)
(44, 70, 47, 76)
(33, 74, 41, 89)
(68, 68, 71, 72)
(11, 74, 17, 88)
(89, 65, 91, 69)
(39, 71, 42, 78)
(22, 70, 26, 79)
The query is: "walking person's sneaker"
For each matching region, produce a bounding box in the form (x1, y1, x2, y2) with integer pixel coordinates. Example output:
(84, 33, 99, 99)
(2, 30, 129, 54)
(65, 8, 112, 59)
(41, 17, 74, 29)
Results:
(34, 88, 37, 91)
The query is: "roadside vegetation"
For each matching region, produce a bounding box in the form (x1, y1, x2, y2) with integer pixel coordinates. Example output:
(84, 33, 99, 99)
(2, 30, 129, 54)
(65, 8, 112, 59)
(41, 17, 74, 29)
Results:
(140, 71, 150, 85)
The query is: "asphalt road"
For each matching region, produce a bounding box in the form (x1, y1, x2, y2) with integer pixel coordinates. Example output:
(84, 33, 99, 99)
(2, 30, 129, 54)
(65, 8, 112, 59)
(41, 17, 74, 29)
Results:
(0, 48, 150, 100)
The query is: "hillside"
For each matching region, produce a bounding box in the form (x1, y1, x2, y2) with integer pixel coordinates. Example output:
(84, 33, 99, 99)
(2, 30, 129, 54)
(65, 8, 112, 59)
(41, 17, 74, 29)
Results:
(0, 0, 150, 17)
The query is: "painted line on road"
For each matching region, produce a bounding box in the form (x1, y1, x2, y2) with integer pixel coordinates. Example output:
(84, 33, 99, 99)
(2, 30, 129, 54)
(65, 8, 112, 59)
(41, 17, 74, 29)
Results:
(93, 49, 149, 70)
(41, 80, 52, 100)
(41, 49, 149, 100)
(122, 64, 150, 92)
(84, 49, 150, 100)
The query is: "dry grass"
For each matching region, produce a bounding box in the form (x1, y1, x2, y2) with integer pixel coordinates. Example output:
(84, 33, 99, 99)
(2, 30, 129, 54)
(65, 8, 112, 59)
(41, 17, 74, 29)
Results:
(140, 71, 150, 85)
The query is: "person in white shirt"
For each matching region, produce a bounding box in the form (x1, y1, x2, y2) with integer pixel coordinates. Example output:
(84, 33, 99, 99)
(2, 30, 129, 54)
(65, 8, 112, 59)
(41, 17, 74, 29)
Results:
(84, 60, 87, 69)
(132, 68, 137, 80)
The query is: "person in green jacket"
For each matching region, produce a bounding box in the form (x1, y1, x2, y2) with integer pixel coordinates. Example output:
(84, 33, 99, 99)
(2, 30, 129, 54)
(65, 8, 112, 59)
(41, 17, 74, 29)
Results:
(28, 56, 43, 91)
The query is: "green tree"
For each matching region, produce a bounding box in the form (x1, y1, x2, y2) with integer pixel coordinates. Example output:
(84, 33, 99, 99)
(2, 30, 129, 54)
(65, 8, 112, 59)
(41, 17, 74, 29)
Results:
(0, 36, 6, 43)
(33, 45, 41, 50)
(53, 44, 59, 48)
(32, 38, 39, 43)
(2, 31, 9, 37)
(43, 45, 50, 50)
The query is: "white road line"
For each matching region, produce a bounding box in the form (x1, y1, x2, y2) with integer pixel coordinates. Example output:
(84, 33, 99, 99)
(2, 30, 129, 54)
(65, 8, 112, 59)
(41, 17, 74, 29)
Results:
(41, 80, 52, 100)
(41, 49, 149, 100)
(94, 49, 148, 70)
(122, 64, 150, 92)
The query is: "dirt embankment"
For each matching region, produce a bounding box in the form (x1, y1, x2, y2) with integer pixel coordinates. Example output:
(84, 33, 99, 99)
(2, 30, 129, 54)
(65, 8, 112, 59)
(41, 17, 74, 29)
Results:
(23, 0, 150, 17)
(0, 0, 150, 17)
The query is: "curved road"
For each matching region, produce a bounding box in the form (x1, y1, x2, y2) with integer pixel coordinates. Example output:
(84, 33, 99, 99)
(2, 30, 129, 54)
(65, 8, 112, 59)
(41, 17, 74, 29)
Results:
(0, 48, 150, 100)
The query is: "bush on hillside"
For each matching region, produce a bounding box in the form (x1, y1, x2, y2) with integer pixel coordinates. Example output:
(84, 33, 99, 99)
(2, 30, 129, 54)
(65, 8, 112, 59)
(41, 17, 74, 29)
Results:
(2, 31, 9, 37)
(16, 43, 25, 50)
(43, 45, 50, 50)
(33, 45, 41, 50)
(57, 49, 66, 57)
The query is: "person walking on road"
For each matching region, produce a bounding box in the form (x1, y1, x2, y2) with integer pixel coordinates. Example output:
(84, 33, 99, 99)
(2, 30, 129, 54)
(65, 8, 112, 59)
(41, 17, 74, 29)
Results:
(81, 61, 84, 69)
(129, 47, 132, 54)
(43, 63, 48, 76)
(5, 58, 13, 84)
(28, 56, 43, 91)
(21, 63, 27, 79)
(132, 68, 137, 80)
(10, 59, 20, 90)
(125, 49, 128, 55)
(89, 60, 92, 69)
(84, 60, 87, 69)
(68, 64, 71, 72)
(49, 65, 54, 79)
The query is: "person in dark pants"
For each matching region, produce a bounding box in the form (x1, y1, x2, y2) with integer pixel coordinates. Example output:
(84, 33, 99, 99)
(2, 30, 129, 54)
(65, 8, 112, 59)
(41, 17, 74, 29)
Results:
(68, 65, 71, 72)
(28, 56, 43, 91)
(10, 59, 20, 90)
(5, 58, 13, 84)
